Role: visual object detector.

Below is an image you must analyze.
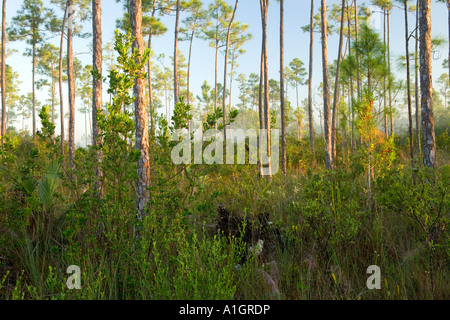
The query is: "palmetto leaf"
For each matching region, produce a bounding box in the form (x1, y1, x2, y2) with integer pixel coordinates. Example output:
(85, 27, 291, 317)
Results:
(37, 160, 61, 212)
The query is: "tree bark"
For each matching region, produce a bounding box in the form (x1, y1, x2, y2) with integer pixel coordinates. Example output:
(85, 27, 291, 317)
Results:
(331, 0, 345, 165)
(228, 52, 235, 115)
(419, 0, 436, 168)
(261, 0, 271, 178)
(51, 81, 55, 127)
(131, 0, 151, 221)
(308, 0, 315, 154)
(214, 12, 219, 130)
(448, 2, 450, 79)
(92, 0, 103, 194)
(280, 0, 286, 176)
(404, 0, 414, 168)
(388, 8, 393, 136)
(1, 0, 6, 147)
(355, 0, 361, 99)
(415, 0, 421, 155)
(59, 1, 68, 164)
(67, 0, 76, 174)
(346, 0, 354, 151)
(187, 28, 194, 134)
(148, 3, 156, 138)
(383, 9, 388, 136)
(173, 0, 180, 106)
(32, 43, 36, 138)
(258, 35, 264, 177)
(321, 0, 332, 170)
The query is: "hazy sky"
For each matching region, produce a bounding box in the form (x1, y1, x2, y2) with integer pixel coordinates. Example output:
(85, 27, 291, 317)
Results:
(4, 0, 449, 145)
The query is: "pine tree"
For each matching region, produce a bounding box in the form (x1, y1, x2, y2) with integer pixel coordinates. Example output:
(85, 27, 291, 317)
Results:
(222, 0, 238, 142)
(419, 0, 436, 168)
(8, 0, 56, 138)
(92, 0, 103, 194)
(1, 0, 6, 147)
(321, 0, 332, 170)
(130, 0, 151, 222)
(279, 0, 286, 176)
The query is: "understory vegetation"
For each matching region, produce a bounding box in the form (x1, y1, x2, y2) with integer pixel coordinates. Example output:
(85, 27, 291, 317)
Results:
(0, 106, 448, 300)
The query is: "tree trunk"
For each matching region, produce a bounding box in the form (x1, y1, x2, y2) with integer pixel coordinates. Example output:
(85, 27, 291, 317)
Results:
(258, 37, 264, 177)
(67, 0, 76, 174)
(419, 0, 436, 168)
(5, 103, 8, 131)
(383, 9, 388, 136)
(214, 42, 218, 130)
(448, 2, 450, 79)
(331, 0, 345, 166)
(32, 44, 36, 138)
(229, 52, 235, 116)
(223, 0, 238, 142)
(93, 0, 103, 194)
(321, 0, 332, 170)
(173, 0, 180, 106)
(346, 0, 354, 151)
(415, 0, 421, 155)
(131, 0, 151, 222)
(261, 0, 271, 178)
(404, 0, 414, 168)
(1, 0, 6, 147)
(51, 81, 55, 127)
(59, 1, 68, 165)
(280, 0, 286, 176)
(148, 3, 156, 137)
(308, 0, 315, 154)
(213, 6, 220, 131)
(187, 28, 194, 134)
(355, 0, 361, 99)
(388, 8, 393, 136)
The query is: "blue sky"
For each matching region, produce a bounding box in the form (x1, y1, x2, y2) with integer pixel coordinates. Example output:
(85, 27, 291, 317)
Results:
(4, 0, 449, 145)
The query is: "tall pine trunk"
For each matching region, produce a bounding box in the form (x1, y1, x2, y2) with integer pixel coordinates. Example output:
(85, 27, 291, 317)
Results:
(131, 0, 151, 222)
(280, 0, 286, 176)
(346, 0, 355, 151)
(228, 52, 235, 116)
(173, 0, 180, 106)
(308, 0, 315, 154)
(214, 14, 219, 131)
(355, 0, 361, 100)
(388, 8, 393, 136)
(222, 0, 238, 142)
(383, 9, 388, 136)
(404, 0, 414, 168)
(51, 81, 55, 127)
(331, 0, 345, 165)
(1, 0, 6, 147)
(32, 43, 36, 138)
(258, 36, 264, 177)
(59, 1, 68, 165)
(92, 0, 103, 194)
(261, 0, 271, 178)
(187, 28, 194, 134)
(67, 0, 76, 174)
(148, 2, 156, 137)
(419, 0, 436, 168)
(321, 0, 332, 170)
(447, 1, 450, 78)
(415, 0, 421, 155)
